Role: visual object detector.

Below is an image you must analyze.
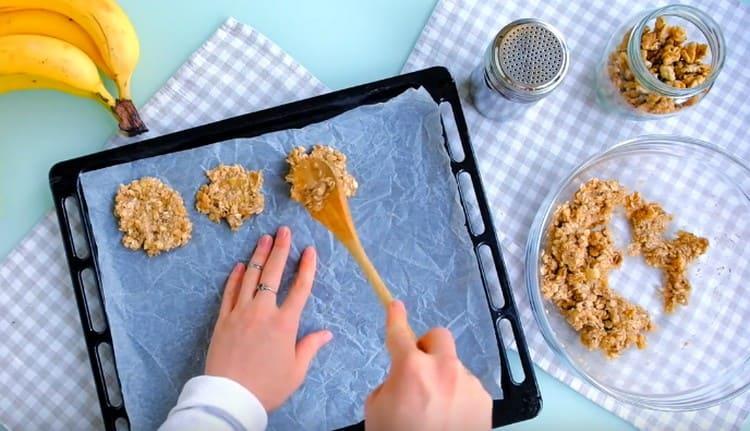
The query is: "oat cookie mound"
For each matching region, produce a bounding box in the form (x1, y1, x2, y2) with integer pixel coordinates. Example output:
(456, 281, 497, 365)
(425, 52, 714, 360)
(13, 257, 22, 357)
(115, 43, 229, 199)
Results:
(541, 179, 653, 358)
(285, 145, 358, 212)
(625, 192, 709, 313)
(195, 164, 264, 231)
(114, 177, 192, 257)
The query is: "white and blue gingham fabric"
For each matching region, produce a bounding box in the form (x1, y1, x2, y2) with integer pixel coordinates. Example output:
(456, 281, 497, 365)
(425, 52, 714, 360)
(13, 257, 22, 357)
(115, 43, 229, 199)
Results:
(402, 1, 750, 430)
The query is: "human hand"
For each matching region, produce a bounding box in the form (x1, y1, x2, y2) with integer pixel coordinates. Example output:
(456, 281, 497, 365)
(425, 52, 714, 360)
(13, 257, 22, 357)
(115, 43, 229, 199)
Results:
(205, 226, 333, 412)
(365, 300, 493, 431)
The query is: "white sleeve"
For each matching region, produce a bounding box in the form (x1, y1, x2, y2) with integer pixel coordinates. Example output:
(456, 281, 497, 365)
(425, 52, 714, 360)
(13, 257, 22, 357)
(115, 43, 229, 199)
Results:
(159, 375, 268, 431)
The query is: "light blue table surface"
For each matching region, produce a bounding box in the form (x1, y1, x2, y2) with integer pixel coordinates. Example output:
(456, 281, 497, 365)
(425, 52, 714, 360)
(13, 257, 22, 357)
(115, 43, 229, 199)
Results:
(0, 1, 747, 430)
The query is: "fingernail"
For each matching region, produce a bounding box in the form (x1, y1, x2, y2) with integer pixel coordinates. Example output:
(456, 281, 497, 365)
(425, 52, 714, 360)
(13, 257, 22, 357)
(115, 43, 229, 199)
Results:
(304, 246, 316, 256)
(322, 330, 333, 343)
(277, 226, 290, 239)
(233, 262, 243, 272)
(259, 234, 271, 247)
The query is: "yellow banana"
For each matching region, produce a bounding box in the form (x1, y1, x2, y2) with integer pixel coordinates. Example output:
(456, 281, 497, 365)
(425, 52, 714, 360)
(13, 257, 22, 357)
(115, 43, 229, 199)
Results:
(0, 35, 146, 135)
(0, 73, 105, 102)
(0, 0, 142, 103)
(0, 9, 113, 77)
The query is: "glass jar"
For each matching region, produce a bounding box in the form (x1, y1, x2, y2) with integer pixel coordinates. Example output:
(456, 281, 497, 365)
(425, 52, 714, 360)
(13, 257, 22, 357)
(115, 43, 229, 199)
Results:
(595, 5, 725, 119)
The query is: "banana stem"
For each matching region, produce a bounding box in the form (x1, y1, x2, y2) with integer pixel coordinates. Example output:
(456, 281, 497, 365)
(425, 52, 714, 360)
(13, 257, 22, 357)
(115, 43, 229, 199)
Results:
(117, 77, 132, 100)
(113, 99, 147, 136)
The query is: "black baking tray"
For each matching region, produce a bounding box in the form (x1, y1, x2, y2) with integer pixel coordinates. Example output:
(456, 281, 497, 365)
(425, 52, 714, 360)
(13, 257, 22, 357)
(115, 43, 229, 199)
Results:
(49, 66, 541, 430)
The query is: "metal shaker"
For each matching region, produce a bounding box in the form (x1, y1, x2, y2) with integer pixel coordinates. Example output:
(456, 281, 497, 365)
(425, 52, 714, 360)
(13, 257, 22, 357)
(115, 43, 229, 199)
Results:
(469, 19, 569, 121)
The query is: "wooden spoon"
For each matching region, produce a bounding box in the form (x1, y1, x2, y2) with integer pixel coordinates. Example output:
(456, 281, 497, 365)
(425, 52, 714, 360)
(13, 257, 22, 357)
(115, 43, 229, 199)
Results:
(294, 159, 416, 341)
(293, 157, 395, 308)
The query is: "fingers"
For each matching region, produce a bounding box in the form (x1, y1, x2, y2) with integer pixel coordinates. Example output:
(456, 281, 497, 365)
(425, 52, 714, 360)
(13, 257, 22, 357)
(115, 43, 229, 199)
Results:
(237, 234, 273, 308)
(218, 262, 245, 319)
(295, 330, 333, 381)
(281, 246, 317, 318)
(385, 300, 416, 362)
(417, 327, 457, 357)
(365, 383, 384, 411)
(252, 226, 292, 311)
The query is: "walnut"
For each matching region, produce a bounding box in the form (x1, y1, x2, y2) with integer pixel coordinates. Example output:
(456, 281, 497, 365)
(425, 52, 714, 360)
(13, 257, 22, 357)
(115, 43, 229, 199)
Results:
(684, 74, 706, 88)
(681, 42, 698, 63)
(695, 43, 709, 61)
(659, 65, 676, 81)
(654, 16, 666, 31)
(676, 63, 701, 74)
(671, 80, 687, 89)
(661, 45, 681, 65)
(669, 25, 687, 44)
(641, 31, 659, 51)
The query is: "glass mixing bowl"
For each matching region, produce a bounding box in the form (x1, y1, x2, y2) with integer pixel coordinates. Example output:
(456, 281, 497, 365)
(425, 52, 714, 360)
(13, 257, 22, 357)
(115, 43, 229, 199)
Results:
(526, 135, 750, 410)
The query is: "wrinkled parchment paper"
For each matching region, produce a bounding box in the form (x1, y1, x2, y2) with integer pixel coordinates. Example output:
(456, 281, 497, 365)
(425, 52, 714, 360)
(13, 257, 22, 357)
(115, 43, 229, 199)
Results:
(80, 88, 501, 430)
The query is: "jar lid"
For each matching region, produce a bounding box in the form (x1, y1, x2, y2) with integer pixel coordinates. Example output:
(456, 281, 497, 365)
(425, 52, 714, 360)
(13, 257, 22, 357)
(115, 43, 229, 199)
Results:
(487, 19, 569, 101)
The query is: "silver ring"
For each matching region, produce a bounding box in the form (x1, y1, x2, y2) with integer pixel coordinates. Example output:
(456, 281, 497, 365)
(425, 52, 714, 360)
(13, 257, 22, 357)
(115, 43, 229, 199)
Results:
(256, 283, 278, 294)
(248, 262, 264, 271)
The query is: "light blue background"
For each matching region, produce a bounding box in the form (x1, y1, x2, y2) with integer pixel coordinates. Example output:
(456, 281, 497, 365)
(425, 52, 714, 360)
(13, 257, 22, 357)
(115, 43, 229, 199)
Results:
(0, 1, 747, 430)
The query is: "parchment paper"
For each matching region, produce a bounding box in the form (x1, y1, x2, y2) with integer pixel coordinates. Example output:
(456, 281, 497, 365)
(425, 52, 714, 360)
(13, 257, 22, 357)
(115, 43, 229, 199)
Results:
(80, 88, 501, 431)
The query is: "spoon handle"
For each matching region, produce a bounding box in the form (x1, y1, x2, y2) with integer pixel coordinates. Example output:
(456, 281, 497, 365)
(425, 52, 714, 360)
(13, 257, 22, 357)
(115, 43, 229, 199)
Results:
(343, 236, 416, 340)
(343, 237, 393, 307)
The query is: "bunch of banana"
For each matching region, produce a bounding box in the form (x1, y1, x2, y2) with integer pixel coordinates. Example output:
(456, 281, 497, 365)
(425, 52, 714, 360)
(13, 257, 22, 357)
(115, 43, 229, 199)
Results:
(0, 1, 147, 136)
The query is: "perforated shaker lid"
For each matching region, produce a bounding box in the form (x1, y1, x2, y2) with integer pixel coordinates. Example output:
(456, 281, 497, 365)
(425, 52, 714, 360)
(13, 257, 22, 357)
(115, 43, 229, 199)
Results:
(487, 19, 569, 101)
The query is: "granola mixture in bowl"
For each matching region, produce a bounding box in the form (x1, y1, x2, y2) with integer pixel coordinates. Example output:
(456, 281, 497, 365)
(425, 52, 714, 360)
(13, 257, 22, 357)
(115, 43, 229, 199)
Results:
(526, 136, 750, 410)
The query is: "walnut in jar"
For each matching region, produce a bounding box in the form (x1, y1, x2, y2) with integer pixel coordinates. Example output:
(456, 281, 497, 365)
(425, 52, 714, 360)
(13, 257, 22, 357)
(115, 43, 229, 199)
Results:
(598, 6, 724, 118)
(608, 16, 712, 115)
